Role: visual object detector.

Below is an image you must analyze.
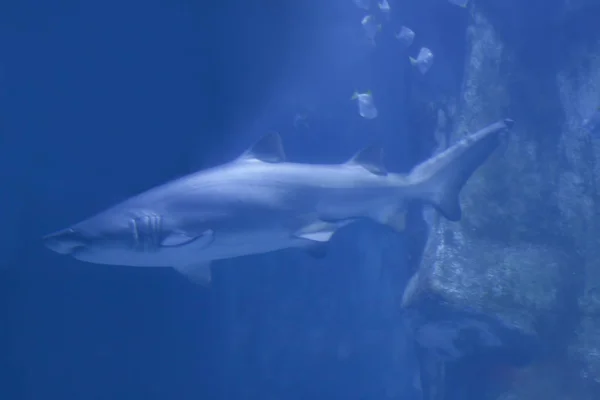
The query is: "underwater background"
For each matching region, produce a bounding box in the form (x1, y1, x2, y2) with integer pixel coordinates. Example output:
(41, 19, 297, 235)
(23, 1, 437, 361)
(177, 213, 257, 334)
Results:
(3, 0, 600, 399)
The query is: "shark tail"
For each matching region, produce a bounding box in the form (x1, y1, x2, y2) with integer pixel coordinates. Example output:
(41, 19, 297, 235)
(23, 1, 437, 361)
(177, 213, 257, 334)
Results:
(408, 119, 514, 221)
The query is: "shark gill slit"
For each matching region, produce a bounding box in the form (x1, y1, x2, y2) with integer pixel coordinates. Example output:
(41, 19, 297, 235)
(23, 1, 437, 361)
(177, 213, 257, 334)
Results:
(130, 218, 140, 251)
(150, 216, 156, 250)
(140, 216, 147, 252)
(144, 216, 152, 252)
(152, 215, 161, 251)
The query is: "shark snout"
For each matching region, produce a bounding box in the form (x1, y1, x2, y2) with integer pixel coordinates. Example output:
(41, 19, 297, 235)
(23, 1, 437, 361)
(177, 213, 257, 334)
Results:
(43, 228, 87, 255)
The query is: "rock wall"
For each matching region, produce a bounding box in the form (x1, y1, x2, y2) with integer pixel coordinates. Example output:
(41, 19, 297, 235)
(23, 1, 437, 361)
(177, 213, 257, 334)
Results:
(402, 2, 600, 400)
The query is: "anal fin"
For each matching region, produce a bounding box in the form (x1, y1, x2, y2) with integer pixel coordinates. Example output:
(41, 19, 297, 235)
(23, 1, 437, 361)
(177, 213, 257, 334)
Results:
(294, 220, 345, 243)
(373, 206, 406, 233)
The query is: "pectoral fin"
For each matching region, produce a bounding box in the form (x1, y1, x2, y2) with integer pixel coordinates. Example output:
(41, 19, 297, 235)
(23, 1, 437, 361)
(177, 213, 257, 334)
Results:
(297, 231, 335, 242)
(161, 229, 214, 248)
(173, 262, 212, 286)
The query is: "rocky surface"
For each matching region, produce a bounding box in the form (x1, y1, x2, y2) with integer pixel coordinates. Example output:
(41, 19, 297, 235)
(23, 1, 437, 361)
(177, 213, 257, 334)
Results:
(402, 1, 600, 399)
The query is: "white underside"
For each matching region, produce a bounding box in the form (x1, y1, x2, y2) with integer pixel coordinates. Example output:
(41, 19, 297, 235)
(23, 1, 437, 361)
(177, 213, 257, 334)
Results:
(74, 229, 304, 268)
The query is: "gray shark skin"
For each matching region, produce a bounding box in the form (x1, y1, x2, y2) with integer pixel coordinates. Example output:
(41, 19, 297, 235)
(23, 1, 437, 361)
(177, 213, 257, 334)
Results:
(43, 119, 513, 285)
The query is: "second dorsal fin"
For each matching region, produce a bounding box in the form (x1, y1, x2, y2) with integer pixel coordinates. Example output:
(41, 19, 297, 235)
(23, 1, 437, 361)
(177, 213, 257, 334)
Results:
(237, 132, 286, 163)
(346, 145, 387, 176)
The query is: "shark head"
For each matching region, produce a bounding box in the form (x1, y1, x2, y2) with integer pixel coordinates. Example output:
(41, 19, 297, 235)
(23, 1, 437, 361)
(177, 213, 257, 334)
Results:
(43, 211, 214, 267)
(41, 132, 288, 269)
(43, 227, 90, 256)
(43, 212, 147, 265)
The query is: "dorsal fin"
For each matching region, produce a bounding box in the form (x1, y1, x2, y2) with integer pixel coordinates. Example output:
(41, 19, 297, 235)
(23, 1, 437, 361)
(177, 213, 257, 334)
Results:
(237, 132, 286, 163)
(346, 145, 387, 176)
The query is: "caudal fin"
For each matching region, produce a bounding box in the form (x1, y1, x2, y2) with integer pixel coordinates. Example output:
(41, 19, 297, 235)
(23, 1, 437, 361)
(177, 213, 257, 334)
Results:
(408, 119, 514, 221)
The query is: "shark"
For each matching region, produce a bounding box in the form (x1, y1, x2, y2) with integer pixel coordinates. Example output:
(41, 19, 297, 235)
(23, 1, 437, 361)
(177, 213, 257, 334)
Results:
(43, 119, 514, 285)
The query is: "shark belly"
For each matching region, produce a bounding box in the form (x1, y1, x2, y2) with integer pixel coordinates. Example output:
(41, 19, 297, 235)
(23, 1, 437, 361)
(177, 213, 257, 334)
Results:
(313, 185, 401, 223)
(194, 228, 301, 261)
(72, 229, 295, 267)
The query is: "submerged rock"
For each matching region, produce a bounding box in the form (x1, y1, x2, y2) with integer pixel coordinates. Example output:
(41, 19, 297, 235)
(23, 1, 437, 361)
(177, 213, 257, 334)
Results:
(402, 2, 600, 399)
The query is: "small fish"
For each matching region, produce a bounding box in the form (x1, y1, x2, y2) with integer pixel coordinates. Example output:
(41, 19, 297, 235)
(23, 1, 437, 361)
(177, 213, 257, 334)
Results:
(448, 0, 469, 7)
(409, 47, 434, 75)
(361, 15, 382, 46)
(378, 0, 391, 18)
(351, 90, 378, 119)
(293, 112, 310, 131)
(354, 0, 371, 10)
(582, 107, 600, 134)
(395, 26, 415, 48)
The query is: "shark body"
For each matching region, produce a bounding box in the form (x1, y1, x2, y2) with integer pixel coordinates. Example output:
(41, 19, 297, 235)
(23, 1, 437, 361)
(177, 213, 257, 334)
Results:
(43, 119, 513, 284)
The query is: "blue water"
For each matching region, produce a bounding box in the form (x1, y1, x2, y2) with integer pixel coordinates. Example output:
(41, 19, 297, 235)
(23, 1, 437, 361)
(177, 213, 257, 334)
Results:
(0, 0, 538, 399)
